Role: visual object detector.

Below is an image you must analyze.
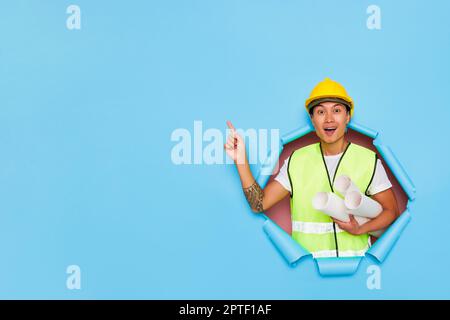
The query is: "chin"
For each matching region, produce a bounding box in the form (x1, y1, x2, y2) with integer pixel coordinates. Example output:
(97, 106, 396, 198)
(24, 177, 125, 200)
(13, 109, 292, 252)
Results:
(323, 138, 336, 144)
(321, 136, 340, 145)
(319, 135, 335, 144)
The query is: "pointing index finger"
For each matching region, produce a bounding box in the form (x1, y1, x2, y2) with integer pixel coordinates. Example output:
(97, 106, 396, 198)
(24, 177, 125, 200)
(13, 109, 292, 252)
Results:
(226, 120, 236, 132)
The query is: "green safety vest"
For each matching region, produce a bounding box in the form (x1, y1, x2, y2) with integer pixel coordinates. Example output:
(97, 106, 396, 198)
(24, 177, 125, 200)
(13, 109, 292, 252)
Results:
(287, 142, 377, 258)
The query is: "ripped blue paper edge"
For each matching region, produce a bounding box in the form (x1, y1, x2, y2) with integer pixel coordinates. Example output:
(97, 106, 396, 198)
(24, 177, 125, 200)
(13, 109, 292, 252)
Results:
(280, 123, 314, 145)
(315, 257, 363, 276)
(348, 121, 379, 139)
(261, 211, 411, 275)
(366, 208, 412, 263)
(257, 123, 415, 276)
(262, 216, 310, 266)
(256, 139, 284, 188)
(374, 141, 416, 201)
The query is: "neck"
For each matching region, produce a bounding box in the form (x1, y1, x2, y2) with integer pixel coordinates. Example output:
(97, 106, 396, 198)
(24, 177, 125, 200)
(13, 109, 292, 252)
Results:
(321, 137, 348, 156)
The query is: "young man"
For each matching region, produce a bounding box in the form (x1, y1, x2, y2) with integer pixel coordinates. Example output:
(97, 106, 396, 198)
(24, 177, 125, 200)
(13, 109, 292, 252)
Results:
(224, 78, 399, 258)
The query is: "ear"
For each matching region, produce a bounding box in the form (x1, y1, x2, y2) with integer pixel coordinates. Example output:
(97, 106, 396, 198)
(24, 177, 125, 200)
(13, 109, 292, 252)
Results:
(309, 115, 318, 131)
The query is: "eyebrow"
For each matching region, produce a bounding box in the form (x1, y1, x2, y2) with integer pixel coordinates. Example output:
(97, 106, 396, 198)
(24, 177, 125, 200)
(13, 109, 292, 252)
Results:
(315, 103, 344, 108)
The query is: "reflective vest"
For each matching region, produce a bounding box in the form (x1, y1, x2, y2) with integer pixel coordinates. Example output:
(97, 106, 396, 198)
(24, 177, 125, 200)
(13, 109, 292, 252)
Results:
(287, 142, 377, 258)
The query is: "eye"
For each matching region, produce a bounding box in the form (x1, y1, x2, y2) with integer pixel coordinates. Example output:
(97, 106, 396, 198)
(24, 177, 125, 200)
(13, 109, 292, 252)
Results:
(317, 109, 324, 115)
(333, 108, 341, 113)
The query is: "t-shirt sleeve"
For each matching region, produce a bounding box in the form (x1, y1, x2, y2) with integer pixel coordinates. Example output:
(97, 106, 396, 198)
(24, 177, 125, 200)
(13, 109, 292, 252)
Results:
(274, 157, 292, 193)
(367, 159, 393, 196)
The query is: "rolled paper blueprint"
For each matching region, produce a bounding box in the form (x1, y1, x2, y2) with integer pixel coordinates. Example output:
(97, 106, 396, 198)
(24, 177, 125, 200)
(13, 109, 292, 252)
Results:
(344, 190, 382, 219)
(334, 175, 360, 196)
(311, 202, 384, 238)
(345, 190, 385, 237)
(312, 192, 350, 222)
(354, 215, 369, 225)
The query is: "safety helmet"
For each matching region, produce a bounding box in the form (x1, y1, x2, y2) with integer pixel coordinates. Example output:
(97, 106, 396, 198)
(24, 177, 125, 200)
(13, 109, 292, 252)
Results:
(305, 78, 354, 117)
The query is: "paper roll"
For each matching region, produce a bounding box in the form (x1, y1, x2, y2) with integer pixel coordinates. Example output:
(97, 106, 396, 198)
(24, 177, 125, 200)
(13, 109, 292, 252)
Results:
(312, 188, 386, 237)
(345, 190, 385, 237)
(312, 192, 350, 222)
(345, 190, 382, 219)
(334, 175, 360, 196)
(354, 215, 369, 225)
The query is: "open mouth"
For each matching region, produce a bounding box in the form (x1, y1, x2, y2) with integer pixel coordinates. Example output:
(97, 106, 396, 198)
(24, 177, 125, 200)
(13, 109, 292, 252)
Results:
(324, 127, 337, 136)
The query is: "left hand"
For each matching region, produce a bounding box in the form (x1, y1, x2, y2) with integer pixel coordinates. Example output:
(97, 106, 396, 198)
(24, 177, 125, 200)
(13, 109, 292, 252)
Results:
(332, 214, 361, 235)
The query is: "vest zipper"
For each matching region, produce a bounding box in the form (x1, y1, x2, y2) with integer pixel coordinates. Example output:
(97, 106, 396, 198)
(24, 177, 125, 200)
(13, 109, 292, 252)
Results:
(332, 222, 339, 257)
(319, 142, 352, 258)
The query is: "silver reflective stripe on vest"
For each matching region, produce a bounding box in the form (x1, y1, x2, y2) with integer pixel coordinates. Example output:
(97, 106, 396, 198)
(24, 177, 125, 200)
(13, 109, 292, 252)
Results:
(312, 248, 368, 258)
(292, 221, 345, 234)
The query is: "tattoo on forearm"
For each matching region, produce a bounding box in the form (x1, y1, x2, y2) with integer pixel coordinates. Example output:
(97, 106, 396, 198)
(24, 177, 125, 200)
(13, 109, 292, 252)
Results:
(243, 181, 264, 212)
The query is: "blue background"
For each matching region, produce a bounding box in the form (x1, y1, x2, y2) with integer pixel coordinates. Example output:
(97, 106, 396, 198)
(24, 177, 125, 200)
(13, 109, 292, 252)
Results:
(0, 0, 448, 299)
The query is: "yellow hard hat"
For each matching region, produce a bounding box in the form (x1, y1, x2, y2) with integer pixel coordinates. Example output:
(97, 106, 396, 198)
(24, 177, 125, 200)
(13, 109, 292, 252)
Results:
(305, 78, 354, 117)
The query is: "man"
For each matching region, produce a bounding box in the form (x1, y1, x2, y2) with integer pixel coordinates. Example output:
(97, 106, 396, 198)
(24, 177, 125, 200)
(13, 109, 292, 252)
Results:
(224, 78, 399, 258)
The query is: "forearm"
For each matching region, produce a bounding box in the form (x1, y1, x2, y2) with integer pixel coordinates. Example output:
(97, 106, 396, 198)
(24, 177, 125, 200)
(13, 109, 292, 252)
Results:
(235, 158, 264, 212)
(236, 158, 256, 188)
(357, 209, 397, 235)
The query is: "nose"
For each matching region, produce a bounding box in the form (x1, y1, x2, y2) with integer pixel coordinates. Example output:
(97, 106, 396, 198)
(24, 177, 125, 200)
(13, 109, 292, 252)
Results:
(324, 110, 334, 122)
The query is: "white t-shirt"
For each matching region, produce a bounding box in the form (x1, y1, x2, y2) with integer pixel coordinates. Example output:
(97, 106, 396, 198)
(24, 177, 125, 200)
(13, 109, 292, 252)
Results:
(274, 152, 392, 196)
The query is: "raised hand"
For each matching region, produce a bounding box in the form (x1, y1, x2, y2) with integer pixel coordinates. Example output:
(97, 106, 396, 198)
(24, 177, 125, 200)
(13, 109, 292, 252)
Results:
(224, 120, 246, 164)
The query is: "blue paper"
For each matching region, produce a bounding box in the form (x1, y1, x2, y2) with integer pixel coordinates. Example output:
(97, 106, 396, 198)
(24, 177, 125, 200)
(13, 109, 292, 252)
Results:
(348, 121, 379, 139)
(367, 208, 412, 263)
(374, 143, 416, 200)
(262, 217, 310, 266)
(256, 140, 283, 188)
(280, 124, 314, 145)
(315, 257, 363, 276)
